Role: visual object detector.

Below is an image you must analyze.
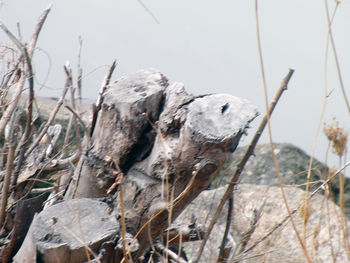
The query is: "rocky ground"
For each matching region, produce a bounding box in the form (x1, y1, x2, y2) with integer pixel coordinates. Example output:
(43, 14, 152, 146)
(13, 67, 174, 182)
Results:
(177, 184, 349, 262)
(174, 143, 350, 262)
(215, 143, 350, 217)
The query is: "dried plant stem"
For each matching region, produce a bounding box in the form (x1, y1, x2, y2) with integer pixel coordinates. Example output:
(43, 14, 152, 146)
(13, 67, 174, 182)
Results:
(302, 0, 339, 245)
(24, 64, 71, 159)
(0, 143, 15, 228)
(240, 160, 350, 257)
(61, 65, 81, 157)
(56, 219, 101, 263)
(0, 5, 51, 137)
(155, 243, 187, 263)
(0, 75, 25, 138)
(77, 36, 83, 104)
(61, 115, 74, 157)
(194, 69, 294, 263)
(217, 195, 233, 263)
(254, 0, 312, 261)
(69, 58, 82, 154)
(136, 0, 160, 24)
(64, 105, 87, 133)
(325, 0, 350, 115)
(90, 60, 116, 137)
(119, 183, 129, 263)
(26, 4, 52, 56)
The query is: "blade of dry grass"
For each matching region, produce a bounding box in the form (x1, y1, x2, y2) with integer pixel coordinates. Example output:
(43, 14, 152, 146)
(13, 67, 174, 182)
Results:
(254, 0, 311, 261)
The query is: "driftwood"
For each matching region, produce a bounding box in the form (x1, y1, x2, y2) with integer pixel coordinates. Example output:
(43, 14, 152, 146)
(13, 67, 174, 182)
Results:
(15, 69, 258, 262)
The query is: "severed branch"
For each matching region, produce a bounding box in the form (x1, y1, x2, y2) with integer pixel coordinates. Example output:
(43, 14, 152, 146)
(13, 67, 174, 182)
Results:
(194, 69, 295, 263)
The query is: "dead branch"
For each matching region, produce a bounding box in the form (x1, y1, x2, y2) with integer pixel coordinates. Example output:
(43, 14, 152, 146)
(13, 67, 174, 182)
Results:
(0, 5, 51, 137)
(90, 60, 116, 137)
(23, 63, 71, 159)
(64, 104, 87, 133)
(0, 117, 17, 228)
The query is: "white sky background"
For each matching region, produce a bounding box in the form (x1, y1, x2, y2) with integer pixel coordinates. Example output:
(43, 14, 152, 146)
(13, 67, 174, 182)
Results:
(0, 0, 349, 169)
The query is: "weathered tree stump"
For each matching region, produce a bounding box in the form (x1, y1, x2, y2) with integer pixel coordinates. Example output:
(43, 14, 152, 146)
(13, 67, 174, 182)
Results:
(15, 69, 258, 262)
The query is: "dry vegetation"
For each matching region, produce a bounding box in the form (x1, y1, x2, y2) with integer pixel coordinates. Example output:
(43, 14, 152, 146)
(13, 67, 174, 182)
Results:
(0, 1, 349, 262)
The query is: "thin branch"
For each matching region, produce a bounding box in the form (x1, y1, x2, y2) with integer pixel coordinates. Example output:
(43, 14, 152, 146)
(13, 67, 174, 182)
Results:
(0, 22, 27, 139)
(56, 218, 101, 263)
(240, 161, 350, 256)
(24, 63, 71, 159)
(95, 60, 117, 111)
(77, 36, 83, 104)
(64, 105, 87, 133)
(254, 0, 311, 261)
(61, 64, 81, 157)
(0, 22, 35, 185)
(119, 177, 129, 263)
(12, 45, 35, 185)
(217, 195, 233, 263)
(193, 69, 294, 263)
(0, 144, 15, 228)
(90, 60, 116, 137)
(325, 0, 350, 114)
(0, 111, 19, 228)
(26, 4, 52, 56)
(235, 203, 264, 256)
(137, 0, 160, 24)
(0, 5, 51, 178)
(155, 243, 187, 263)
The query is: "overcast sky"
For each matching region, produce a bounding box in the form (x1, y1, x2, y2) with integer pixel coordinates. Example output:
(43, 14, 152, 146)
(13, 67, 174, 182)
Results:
(1, 0, 349, 168)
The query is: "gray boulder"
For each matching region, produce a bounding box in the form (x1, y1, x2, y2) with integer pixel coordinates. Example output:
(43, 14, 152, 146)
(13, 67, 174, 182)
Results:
(176, 184, 350, 262)
(215, 143, 350, 217)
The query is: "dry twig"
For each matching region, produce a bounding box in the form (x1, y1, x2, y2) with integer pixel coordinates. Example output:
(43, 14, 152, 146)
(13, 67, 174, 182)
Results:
(23, 63, 71, 159)
(90, 60, 116, 137)
(193, 69, 294, 263)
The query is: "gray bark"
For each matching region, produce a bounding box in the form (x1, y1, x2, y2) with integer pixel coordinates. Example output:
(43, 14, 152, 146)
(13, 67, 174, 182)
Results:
(15, 69, 258, 262)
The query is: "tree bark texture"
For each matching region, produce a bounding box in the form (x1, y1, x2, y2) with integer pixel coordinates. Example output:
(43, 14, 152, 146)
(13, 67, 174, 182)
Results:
(15, 69, 258, 262)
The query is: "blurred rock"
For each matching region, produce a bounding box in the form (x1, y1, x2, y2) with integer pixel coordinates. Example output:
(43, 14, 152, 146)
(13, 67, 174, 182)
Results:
(215, 143, 350, 217)
(176, 184, 350, 263)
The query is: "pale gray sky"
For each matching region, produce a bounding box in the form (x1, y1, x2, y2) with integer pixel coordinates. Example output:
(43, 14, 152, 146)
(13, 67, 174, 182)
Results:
(1, 0, 349, 168)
